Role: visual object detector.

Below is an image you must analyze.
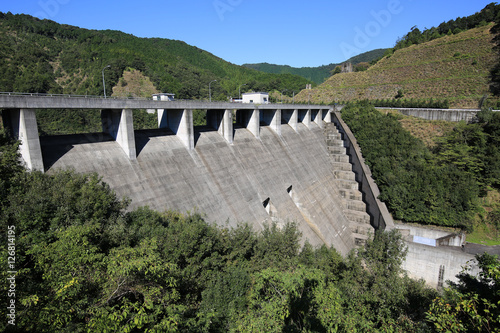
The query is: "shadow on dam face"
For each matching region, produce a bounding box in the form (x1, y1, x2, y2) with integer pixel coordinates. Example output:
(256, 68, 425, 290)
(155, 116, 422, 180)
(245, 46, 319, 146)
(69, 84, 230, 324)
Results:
(41, 132, 115, 170)
(43, 123, 359, 256)
(41, 128, 180, 168)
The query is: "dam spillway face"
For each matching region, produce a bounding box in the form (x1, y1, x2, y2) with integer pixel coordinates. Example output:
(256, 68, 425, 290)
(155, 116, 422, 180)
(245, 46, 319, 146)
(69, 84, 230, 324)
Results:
(43, 122, 373, 255)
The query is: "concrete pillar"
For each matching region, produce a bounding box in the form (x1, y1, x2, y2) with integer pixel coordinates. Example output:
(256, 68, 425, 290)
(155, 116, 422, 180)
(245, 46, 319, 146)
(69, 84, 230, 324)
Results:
(101, 109, 137, 160)
(157, 109, 195, 149)
(222, 109, 233, 144)
(303, 109, 311, 128)
(248, 108, 260, 139)
(207, 109, 233, 144)
(261, 109, 281, 135)
(313, 109, 323, 128)
(2, 109, 44, 172)
(236, 109, 260, 139)
(281, 109, 298, 132)
(158, 109, 167, 128)
(157, 109, 194, 149)
(290, 109, 298, 131)
(323, 109, 332, 123)
(271, 109, 281, 135)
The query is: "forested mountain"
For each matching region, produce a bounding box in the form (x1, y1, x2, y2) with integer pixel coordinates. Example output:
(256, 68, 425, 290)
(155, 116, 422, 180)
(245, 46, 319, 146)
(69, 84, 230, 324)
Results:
(0, 12, 312, 100)
(243, 48, 387, 84)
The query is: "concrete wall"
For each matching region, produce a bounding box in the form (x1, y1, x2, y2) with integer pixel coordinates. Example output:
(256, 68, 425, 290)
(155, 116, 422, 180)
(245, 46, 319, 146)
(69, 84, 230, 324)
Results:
(403, 242, 478, 288)
(376, 107, 483, 122)
(396, 225, 455, 240)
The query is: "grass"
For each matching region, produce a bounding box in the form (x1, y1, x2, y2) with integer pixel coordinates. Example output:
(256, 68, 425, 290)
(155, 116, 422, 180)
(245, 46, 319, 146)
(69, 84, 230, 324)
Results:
(466, 223, 500, 246)
(377, 109, 456, 148)
(467, 189, 500, 245)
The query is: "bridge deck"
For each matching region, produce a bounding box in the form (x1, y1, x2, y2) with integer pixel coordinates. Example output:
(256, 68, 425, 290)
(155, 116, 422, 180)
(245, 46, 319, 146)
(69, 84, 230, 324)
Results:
(0, 94, 326, 110)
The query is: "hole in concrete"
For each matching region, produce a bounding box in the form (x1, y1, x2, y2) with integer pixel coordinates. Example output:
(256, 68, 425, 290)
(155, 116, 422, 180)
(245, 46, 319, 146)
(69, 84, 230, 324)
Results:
(263, 197, 270, 212)
(287, 185, 298, 204)
(262, 197, 277, 217)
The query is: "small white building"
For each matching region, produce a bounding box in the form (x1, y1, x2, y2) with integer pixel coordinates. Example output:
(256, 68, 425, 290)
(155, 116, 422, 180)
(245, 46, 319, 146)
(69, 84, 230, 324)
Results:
(152, 93, 175, 101)
(242, 92, 269, 104)
(149, 93, 176, 114)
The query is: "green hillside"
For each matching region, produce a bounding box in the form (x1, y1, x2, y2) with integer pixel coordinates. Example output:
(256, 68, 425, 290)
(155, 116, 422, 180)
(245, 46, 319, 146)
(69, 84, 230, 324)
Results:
(295, 24, 498, 108)
(0, 12, 312, 100)
(243, 49, 387, 84)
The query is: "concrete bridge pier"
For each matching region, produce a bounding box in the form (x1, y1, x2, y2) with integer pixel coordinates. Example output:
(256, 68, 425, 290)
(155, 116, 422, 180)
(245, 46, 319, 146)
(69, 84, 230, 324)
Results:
(299, 109, 312, 128)
(323, 109, 332, 123)
(158, 108, 194, 149)
(261, 109, 281, 135)
(101, 109, 137, 160)
(236, 108, 260, 139)
(1, 109, 44, 172)
(282, 109, 298, 132)
(312, 109, 323, 128)
(207, 109, 234, 144)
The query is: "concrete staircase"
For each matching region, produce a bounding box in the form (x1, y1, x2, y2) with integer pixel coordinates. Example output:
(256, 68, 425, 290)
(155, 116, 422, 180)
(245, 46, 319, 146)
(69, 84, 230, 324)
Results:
(324, 122, 373, 246)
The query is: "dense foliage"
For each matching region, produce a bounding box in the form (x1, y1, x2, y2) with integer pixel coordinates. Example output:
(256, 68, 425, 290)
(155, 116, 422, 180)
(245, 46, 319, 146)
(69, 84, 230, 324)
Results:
(393, 3, 499, 51)
(367, 98, 450, 109)
(341, 102, 500, 229)
(0, 12, 311, 100)
(343, 98, 450, 109)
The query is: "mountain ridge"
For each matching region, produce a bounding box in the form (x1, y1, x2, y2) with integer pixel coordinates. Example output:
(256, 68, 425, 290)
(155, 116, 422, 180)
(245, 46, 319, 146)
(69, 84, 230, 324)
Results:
(243, 48, 388, 84)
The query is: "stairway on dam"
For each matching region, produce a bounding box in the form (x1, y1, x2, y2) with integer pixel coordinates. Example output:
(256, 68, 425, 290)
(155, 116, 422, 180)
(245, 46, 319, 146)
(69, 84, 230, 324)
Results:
(324, 122, 373, 246)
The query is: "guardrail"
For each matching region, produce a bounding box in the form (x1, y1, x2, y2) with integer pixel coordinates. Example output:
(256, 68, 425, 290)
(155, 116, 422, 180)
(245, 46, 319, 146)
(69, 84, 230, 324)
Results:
(0, 92, 155, 101)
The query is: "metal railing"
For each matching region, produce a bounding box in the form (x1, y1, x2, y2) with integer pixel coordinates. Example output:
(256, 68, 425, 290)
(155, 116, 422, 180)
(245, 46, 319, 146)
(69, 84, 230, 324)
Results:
(0, 92, 153, 100)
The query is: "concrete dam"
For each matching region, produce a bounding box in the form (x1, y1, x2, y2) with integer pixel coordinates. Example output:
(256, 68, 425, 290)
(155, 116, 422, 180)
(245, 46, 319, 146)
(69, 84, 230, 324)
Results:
(2, 94, 480, 287)
(0, 95, 376, 256)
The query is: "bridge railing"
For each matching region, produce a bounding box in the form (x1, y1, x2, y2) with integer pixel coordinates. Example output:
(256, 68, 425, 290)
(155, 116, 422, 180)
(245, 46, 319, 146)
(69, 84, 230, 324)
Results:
(0, 92, 155, 100)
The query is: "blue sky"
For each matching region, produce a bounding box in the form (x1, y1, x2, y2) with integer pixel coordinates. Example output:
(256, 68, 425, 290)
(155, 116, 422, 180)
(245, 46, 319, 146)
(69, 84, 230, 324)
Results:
(1, 0, 496, 67)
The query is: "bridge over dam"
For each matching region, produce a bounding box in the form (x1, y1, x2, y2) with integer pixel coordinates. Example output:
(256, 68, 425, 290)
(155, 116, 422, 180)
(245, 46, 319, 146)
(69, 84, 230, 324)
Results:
(0, 94, 479, 286)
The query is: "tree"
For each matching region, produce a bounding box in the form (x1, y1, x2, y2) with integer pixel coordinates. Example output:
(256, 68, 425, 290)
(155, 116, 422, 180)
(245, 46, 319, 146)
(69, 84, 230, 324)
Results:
(331, 65, 341, 76)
